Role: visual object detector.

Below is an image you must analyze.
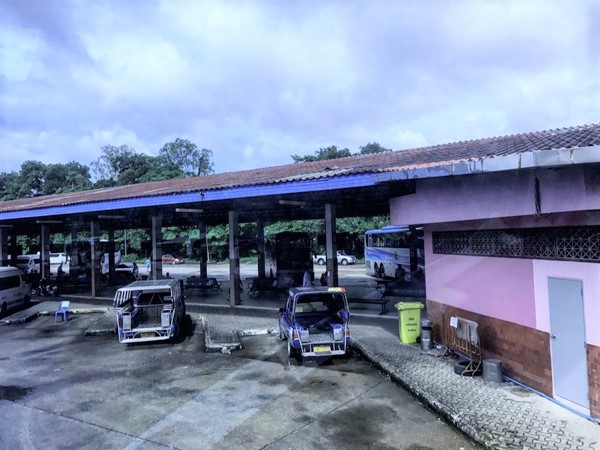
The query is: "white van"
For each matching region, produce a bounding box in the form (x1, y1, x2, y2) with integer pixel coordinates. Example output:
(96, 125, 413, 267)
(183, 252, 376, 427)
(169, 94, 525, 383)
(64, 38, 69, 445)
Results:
(50, 252, 68, 265)
(0, 267, 31, 316)
(16, 255, 41, 274)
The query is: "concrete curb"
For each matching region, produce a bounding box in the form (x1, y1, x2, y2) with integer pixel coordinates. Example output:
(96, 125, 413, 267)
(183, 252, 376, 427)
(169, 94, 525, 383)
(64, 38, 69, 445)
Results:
(0, 312, 39, 325)
(38, 308, 110, 316)
(1, 308, 110, 326)
(351, 341, 499, 450)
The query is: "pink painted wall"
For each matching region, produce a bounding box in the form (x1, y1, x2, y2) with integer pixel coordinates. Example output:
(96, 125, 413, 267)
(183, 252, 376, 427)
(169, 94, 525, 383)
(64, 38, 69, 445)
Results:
(391, 166, 600, 225)
(425, 231, 536, 327)
(426, 255, 600, 344)
(394, 165, 600, 339)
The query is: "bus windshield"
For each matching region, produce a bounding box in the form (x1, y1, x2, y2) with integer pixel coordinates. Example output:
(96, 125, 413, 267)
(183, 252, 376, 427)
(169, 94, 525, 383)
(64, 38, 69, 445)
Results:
(364, 225, 423, 280)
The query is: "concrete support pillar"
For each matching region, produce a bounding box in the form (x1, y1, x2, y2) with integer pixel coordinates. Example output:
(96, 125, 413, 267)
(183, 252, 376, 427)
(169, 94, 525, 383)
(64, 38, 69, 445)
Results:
(151, 214, 163, 280)
(256, 218, 266, 278)
(70, 226, 78, 281)
(0, 226, 10, 267)
(40, 224, 51, 279)
(325, 203, 338, 287)
(107, 228, 116, 285)
(229, 211, 241, 306)
(90, 221, 101, 298)
(9, 229, 18, 266)
(199, 221, 208, 279)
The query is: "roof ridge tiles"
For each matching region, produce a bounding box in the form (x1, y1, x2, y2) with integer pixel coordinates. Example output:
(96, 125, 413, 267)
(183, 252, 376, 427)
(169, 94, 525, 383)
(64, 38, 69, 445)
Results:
(0, 123, 598, 214)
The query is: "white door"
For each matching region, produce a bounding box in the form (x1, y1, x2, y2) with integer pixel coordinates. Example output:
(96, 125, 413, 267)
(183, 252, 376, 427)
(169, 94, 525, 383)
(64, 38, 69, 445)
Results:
(548, 277, 589, 409)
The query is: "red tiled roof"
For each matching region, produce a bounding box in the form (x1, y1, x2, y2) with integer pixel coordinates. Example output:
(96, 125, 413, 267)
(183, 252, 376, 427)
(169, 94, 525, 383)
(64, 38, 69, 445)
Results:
(1, 123, 599, 213)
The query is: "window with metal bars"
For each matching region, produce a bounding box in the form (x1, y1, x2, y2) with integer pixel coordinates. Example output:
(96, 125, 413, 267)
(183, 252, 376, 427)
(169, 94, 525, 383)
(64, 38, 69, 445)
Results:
(432, 226, 600, 262)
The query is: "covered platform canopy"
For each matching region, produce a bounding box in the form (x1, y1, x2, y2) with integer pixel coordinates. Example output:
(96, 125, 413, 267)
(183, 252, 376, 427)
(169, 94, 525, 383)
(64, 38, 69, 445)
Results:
(1, 123, 598, 304)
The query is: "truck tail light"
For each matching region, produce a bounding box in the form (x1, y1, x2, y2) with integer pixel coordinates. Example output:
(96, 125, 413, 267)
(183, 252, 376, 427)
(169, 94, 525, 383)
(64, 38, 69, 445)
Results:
(345, 328, 350, 337)
(333, 326, 343, 341)
(161, 309, 171, 327)
(122, 313, 131, 330)
(292, 330, 299, 341)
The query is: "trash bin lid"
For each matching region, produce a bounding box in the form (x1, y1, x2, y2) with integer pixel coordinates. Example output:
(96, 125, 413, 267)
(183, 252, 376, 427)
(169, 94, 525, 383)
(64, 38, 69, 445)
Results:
(395, 302, 424, 310)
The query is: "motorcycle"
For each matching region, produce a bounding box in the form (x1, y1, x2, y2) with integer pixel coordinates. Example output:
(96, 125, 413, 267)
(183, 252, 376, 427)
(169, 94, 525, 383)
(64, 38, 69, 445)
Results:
(31, 277, 59, 297)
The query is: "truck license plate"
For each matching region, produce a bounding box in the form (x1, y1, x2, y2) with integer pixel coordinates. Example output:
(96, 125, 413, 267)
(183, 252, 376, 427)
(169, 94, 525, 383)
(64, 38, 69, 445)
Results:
(141, 333, 155, 338)
(314, 345, 331, 353)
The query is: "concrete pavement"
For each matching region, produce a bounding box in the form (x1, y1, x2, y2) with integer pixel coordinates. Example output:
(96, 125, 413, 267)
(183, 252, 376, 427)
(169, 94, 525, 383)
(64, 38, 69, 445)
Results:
(202, 312, 600, 450)
(3, 293, 599, 449)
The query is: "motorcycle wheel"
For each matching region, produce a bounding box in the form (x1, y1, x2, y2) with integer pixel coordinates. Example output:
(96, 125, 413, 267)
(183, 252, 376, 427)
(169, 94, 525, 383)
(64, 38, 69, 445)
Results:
(31, 287, 39, 296)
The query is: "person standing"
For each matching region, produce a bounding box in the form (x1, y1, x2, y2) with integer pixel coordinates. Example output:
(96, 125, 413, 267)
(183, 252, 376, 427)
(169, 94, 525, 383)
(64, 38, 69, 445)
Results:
(302, 270, 312, 287)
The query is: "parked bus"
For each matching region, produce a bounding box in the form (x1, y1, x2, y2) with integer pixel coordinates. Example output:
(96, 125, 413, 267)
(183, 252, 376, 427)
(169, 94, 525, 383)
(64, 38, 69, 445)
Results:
(364, 225, 424, 280)
(265, 231, 313, 287)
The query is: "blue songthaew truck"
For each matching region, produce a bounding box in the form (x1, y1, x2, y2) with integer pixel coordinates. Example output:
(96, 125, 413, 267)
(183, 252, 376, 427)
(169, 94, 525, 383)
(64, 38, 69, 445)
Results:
(279, 287, 351, 362)
(114, 279, 186, 343)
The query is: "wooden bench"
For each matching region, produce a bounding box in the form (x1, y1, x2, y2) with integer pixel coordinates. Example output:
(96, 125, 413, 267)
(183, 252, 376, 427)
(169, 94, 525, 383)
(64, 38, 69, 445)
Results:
(379, 279, 426, 300)
(347, 297, 390, 315)
(376, 279, 391, 289)
(247, 276, 295, 295)
(184, 276, 222, 291)
(247, 277, 279, 295)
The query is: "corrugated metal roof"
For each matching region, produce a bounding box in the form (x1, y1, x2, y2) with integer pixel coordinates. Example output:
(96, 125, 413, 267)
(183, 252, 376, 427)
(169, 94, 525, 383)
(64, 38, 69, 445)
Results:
(1, 123, 598, 216)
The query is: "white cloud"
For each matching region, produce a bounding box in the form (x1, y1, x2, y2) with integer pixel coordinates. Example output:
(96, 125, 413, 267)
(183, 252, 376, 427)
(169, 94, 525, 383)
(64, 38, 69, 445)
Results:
(0, 0, 598, 176)
(0, 25, 42, 81)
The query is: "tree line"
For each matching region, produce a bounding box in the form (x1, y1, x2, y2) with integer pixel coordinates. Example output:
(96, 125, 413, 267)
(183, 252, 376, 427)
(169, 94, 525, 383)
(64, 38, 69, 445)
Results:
(0, 139, 213, 200)
(2, 140, 392, 261)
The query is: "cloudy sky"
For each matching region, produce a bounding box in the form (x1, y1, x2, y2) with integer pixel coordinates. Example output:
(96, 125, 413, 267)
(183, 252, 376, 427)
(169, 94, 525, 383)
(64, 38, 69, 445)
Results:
(1, 0, 598, 176)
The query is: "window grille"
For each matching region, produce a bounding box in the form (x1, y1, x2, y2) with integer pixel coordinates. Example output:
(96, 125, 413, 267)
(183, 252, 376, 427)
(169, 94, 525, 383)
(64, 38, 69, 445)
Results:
(432, 226, 600, 263)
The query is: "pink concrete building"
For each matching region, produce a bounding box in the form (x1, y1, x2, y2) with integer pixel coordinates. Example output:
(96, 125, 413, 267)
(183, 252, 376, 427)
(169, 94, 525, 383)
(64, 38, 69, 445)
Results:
(389, 124, 600, 419)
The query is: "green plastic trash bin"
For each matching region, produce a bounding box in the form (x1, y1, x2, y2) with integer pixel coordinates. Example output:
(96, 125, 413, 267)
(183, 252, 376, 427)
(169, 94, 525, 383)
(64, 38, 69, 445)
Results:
(395, 302, 424, 344)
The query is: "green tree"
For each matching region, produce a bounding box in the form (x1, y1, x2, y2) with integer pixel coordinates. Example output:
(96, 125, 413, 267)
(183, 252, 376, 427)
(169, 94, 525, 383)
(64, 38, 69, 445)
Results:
(44, 162, 92, 195)
(265, 220, 324, 235)
(159, 138, 214, 177)
(291, 145, 352, 163)
(138, 156, 183, 183)
(113, 153, 163, 185)
(291, 143, 390, 163)
(18, 160, 47, 197)
(91, 144, 137, 182)
(286, 143, 392, 253)
(0, 161, 93, 199)
(359, 142, 391, 154)
(0, 171, 22, 200)
(91, 144, 184, 186)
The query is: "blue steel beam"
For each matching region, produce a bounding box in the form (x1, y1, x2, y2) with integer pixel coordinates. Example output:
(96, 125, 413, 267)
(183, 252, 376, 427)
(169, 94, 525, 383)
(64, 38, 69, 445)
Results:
(0, 172, 389, 221)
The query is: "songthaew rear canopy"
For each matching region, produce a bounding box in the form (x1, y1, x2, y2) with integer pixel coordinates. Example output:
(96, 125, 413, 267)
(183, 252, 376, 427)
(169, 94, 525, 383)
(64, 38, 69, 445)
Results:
(113, 279, 181, 307)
